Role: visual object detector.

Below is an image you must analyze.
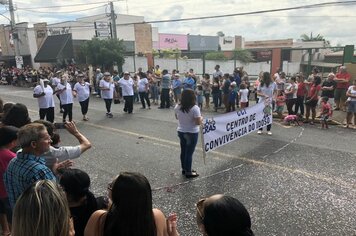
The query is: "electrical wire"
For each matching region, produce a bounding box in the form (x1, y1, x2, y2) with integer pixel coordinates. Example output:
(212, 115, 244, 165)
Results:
(16, 1, 122, 10)
(18, 5, 107, 14)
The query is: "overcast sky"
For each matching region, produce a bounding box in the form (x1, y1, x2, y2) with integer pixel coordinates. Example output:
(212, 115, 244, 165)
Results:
(1, 0, 355, 46)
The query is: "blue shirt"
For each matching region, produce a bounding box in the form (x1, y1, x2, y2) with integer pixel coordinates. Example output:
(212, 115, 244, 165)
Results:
(161, 74, 171, 89)
(4, 151, 56, 209)
(183, 77, 195, 90)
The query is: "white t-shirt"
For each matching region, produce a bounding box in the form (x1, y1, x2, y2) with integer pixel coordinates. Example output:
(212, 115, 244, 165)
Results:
(51, 77, 60, 86)
(138, 78, 148, 92)
(99, 80, 114, 99)
(285, 83, 298, 99)
(347, 85, 356, 102)
(73, 82, 90, 102)
(118, 77, 134, 96)
(239, 88, 249, 102)
(43, 145, 81, 168)
(56, 83, 73, 105)
(257, 82, 277, 103)
(33, 85, 55, 109)
(174, 104, 201, 133)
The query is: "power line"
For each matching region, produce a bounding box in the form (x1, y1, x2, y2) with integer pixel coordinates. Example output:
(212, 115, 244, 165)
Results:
(18, 5, 106, 14)
(16, 1, 122, 10)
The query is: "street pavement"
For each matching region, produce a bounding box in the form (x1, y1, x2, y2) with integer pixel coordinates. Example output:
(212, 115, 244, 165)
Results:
(0, 85, 355, 236)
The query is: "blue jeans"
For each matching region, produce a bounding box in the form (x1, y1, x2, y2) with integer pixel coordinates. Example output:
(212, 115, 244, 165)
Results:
(178, 131, 198, 173)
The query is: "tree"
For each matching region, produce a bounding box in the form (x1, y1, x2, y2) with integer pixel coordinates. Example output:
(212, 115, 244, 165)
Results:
(300, 32, 330, 46)
(79, 38, 125, 70)
(205, 51, 227, 60)
(232, 49, 254, 64)
(216, 31, 225, 37)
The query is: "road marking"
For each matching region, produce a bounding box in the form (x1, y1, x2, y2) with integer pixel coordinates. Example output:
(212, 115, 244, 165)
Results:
(84, 122, 356, 192)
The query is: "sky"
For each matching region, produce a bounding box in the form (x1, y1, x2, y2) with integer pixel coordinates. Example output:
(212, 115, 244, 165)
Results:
(0, 0, 355, 46)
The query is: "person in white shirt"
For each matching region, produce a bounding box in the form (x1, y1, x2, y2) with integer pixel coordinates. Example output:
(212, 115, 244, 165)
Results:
(55, 74, 74, 122)
(51, 71, 64, 113)
(118, 72, 134, 114)
(73, 74, 90, 121)
(99, 72, 115, 118)
(33, 78, 55, 123)
(138, 73, 151, 109)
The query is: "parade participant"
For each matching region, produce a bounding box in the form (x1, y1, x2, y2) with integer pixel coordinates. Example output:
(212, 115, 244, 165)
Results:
(138, 73, 151, 109)
(118, 72, 134, 114)
(345, 79, 356, 128)
(284, 76, 298, 115)
(174, 89, 203, 178)
(305, 76, 322, 125)
(159, 70, 171, 109)
(239, 83, 249, 108)
(320, 97, 332, 129)
(202, 74, 211, 109)
(295, 74, 307, 116)
(257, 72, 277, 135)
(196, 194, 254, 236)
(55, 74, 74, 122)
(222, 73, 231, 112)
(276, 90, 286, 121)
(99, 72, 115, 118)
(12, 180, 75, 236)
(4, 123, 56, 209)
(148, 71, 159, 105)
(133, 74, 140, 103)
(84, 172, 178, 236)
(33, 78, 55, 123)
(51, 70, 64, 113)
(227, 82, 237, 112)
(94, 69, 103, 97)
(195, 84, 204, 109)
(172, 73, 182, 104)
(0, 126, 18, 234)
(212, 65, 223, 79)
(212, 76, 222, 112)
(73, 74, 90, 121)
(334, 66, 351, 111)
(154, 65, 162, 86)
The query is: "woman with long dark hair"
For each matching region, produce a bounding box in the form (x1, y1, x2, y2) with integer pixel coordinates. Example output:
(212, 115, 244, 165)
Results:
(84, 172, 178, 236)
(305, 76, 322, 125)
(256, 72, 276, 135)
(174, 89, 203, 178)
(60, 169, 108, 236)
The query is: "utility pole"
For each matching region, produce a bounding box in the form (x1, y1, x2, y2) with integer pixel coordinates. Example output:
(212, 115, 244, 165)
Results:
(110, 1, 117, 39)
(9, 0, 20, 56)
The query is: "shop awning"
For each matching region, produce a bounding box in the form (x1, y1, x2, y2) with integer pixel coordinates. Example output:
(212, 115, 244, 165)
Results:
(34, 34, 73, 63)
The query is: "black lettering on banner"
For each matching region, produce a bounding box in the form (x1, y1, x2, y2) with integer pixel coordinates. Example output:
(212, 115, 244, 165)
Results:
(248, 123, 255, 132)
(203, 119, 216, 134)
(249, 113, 256, 122)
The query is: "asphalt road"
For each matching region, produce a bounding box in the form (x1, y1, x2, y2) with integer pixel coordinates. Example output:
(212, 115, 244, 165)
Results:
(1, 85, 355, 236)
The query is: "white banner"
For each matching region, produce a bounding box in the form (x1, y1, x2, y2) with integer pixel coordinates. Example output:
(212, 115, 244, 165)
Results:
(202, 102, 273, 153)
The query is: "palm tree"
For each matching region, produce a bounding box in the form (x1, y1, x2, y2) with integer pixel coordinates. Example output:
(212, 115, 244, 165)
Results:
(300, 32, 330, 46)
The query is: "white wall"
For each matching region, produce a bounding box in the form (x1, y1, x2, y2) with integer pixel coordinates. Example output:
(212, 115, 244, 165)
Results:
(27, 29, 41, 69)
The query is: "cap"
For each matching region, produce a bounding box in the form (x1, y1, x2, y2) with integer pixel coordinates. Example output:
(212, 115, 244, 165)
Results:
(231, 82, 237, 86)
(77, 73, 84, 77)
(174, 73, 180, 77)
(104, 72, 111, 76)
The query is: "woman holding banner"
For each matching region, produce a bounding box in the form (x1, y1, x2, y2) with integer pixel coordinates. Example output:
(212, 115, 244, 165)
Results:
(174, 89, 203, 178)
(257, 72, 277, 135)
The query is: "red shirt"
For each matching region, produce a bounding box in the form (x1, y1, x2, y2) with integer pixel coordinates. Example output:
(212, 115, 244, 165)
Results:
(0, 149, 16, 198)
(308, 84, 321, 100)
(335, 72, 351, 89)
(297, 82, 307, 97)
(321, 102, 332, 116)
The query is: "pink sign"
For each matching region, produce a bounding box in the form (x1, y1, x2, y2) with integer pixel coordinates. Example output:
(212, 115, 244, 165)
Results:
(158, 34, 188, 50)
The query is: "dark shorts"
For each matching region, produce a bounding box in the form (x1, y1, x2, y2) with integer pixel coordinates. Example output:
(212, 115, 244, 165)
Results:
(305, 98, 318, 108)
(347, 101, 356, 113)
(334, 88, 347, 101)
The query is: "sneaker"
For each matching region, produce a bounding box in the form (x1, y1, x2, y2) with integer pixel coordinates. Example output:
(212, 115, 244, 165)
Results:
(107, 113, 113, 118)
(267, 131, 272, 135)
(257, 130, 262, 135)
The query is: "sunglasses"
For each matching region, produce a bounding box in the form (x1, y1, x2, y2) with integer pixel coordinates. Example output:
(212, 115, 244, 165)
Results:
(196, 198, 206, 223)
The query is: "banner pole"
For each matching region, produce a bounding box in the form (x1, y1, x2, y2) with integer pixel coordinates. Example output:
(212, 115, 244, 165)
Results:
(200, 123, 206, 164)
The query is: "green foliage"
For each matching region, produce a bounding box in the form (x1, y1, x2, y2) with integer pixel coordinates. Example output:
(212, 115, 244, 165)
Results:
(232, 49, 254, 63)
(152, 48, 181, 59)
(216, 31, 225, 37)
(79, 38, 125, 69)
(205, 51, 228, 60)
(300, 32, 330, 46)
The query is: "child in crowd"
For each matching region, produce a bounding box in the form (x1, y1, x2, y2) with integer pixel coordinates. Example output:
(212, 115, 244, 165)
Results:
(320, 96, 332, 129)
(239, 83, 249, 108)
(196, 84, 204, 109)
(276, 90, 286, 120)
(228, 82, 238, 112)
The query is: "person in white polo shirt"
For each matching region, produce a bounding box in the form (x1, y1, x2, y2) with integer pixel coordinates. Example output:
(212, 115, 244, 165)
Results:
(73, 73, 91, 121)
(55, 74, 74, 122)
(33, 78, 55, 123)
(118, 72, 134, 114)
(99, 72, 115, 118)
(51, 70, 64, 113)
